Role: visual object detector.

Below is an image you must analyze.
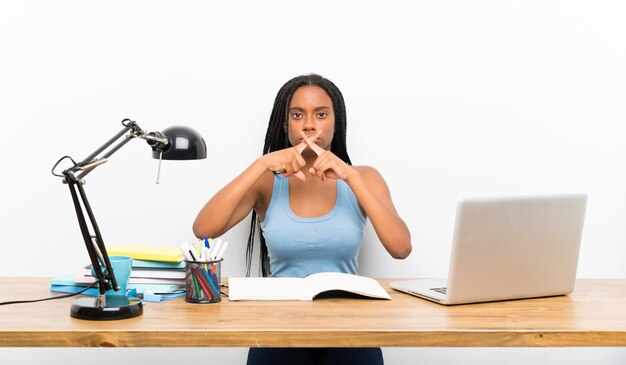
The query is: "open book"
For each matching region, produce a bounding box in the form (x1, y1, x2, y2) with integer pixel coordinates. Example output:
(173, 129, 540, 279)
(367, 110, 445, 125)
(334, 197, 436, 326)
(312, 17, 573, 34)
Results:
(228, 272, 391, 301)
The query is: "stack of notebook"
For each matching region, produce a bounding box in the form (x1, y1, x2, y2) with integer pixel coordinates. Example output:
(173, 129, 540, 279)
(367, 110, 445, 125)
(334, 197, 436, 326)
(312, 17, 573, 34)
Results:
(51, 244, 187, 302)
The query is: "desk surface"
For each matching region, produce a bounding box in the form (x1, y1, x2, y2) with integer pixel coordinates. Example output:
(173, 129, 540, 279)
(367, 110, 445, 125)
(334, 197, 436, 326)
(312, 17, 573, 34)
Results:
(1, 278, 625, 347)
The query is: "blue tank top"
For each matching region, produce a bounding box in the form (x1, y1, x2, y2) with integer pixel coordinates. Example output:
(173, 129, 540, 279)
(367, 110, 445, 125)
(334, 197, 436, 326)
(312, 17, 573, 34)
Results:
(260, 174, 366, 278)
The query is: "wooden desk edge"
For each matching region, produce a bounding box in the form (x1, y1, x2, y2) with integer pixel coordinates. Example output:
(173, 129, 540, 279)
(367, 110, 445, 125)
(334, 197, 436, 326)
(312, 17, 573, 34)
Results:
(2, 330, 626, 348)
(2, 278, 626, 347)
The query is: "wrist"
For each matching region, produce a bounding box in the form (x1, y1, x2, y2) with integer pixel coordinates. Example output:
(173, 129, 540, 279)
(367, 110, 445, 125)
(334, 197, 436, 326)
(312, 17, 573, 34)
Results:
(252, 156, 271, 174)
(344, 167, 362, 185)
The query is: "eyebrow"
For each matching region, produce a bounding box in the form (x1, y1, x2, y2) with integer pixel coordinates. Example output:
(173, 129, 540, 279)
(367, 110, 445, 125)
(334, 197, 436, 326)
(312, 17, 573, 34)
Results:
(288, 106, 331, 112)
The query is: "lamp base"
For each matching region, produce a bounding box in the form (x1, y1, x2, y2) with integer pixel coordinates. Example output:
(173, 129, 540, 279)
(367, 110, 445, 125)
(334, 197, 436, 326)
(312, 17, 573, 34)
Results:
(70, 295, 143, 320)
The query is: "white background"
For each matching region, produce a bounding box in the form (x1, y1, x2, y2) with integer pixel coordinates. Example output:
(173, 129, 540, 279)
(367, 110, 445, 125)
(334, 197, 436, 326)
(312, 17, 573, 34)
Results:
(1, 1, 625, 364)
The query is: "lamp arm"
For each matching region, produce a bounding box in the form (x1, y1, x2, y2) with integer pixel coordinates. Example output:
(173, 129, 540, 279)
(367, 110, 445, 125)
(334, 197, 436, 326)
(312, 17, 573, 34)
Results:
(74, 121, 138, 170)
(73, 134, 134, 181)
(58, 119, 169, 298)
(64, 176, 114, 295)
(71, 121, 170, 181)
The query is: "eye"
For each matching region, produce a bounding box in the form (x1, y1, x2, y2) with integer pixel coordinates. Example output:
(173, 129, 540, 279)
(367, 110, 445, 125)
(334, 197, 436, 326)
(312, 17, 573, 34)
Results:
(317, 112, 328, 118)
(291, 112, 303, 120)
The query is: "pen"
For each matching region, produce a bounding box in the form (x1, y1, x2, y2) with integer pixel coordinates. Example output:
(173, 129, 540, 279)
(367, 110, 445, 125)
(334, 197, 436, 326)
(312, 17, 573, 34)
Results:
(202, 237, 211, 270)
(195, 241, 203, 257)
(199, 244, 204, 258)
(187, 248, 198, 262)
(192, 266, 213, 299)
(198, 265, 219, 298)
(207, 239, 219, 260)
(191, 272, 203, 299)
(210, 239, 223, 260)
(215, 241, 229, 261)
(179, 242, 193, 261)
(202, 247, 212, 271)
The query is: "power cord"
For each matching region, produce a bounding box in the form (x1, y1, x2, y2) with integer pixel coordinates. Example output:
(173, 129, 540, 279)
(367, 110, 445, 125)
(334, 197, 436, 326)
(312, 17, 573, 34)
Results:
(0, 281, 99, 306)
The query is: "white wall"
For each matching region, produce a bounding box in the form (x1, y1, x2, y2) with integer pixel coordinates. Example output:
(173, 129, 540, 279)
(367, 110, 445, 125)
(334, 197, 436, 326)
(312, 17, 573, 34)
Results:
(1, 1, 625, 364)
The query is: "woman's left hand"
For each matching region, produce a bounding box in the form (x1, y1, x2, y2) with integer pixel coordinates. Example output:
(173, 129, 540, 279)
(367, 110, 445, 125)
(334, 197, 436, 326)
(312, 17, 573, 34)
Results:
(301, 131, 356, 181)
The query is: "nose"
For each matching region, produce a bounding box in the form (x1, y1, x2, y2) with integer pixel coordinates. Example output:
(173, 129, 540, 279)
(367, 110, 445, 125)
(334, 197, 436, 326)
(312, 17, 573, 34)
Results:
(302, 115, 316, 131)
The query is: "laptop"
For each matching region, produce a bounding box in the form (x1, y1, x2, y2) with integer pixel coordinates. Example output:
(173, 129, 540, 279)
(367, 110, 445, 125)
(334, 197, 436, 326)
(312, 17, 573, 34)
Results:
(390, 194, 587, 305)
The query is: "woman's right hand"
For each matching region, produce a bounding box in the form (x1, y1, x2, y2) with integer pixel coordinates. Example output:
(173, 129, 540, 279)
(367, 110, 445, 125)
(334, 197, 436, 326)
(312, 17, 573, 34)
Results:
(258, 143, 308, 180)
(258, 130, 322, 181)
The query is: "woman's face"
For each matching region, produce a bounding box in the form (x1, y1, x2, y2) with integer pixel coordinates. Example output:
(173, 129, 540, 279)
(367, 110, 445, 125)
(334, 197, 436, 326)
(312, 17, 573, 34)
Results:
(285, 85, 335, 154)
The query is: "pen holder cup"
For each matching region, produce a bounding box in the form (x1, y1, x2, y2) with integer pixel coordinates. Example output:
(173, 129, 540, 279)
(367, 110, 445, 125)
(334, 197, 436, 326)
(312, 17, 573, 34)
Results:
(184, 259, 222, 303)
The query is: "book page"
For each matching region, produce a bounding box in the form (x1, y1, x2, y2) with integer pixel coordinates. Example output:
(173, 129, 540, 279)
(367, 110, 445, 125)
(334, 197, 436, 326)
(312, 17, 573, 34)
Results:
(305, 272, 391, 300)
(228, 277, 311, 301)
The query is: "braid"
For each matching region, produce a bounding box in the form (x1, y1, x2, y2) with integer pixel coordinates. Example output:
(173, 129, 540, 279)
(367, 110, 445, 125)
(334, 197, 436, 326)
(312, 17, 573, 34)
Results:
(245, 74, 351, 277)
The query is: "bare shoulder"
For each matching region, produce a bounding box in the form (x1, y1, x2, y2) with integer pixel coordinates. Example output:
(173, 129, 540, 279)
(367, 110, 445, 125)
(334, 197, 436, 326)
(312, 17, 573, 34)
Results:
(351, 165, 397, 212)
(352, 165, 392, 194)
(352, 165, 385, 182)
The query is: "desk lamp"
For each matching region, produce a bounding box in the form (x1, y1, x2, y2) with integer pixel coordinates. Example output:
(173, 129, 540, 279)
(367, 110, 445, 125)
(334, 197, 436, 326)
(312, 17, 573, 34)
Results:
(52, 118, 206, 320)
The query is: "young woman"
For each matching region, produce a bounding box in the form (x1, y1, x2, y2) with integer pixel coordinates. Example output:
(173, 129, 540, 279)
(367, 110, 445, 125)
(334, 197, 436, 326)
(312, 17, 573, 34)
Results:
(193, 74, 411, 365)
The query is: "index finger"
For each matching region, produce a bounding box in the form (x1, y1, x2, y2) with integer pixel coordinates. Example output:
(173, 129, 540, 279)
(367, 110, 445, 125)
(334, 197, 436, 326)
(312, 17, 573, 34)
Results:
(294, 141, 308, 155)
(300, 130, 325, 156)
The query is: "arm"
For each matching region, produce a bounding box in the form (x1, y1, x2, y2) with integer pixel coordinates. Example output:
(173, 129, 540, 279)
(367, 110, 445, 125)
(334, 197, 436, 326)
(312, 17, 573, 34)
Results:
(345, 166, 412, 259)
(192, 142, 310, 238)
(192, 159, 267, 239)
(301, 132, 411, 259)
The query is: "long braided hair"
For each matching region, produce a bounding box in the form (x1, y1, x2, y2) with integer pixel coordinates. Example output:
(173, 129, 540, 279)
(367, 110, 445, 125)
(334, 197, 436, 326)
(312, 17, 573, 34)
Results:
(245, 74, 352, 277)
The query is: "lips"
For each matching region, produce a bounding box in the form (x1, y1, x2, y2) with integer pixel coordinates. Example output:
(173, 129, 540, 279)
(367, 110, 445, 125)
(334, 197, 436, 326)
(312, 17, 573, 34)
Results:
(299, 137, 321, 143)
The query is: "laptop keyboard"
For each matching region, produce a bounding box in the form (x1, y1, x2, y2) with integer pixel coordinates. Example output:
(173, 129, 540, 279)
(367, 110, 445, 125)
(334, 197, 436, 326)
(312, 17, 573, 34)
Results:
(430, 287, 447, 295)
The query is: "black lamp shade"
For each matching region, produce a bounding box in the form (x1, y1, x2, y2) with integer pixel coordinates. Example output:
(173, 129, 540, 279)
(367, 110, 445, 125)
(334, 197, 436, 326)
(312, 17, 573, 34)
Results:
(151, 126, 207, 160)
